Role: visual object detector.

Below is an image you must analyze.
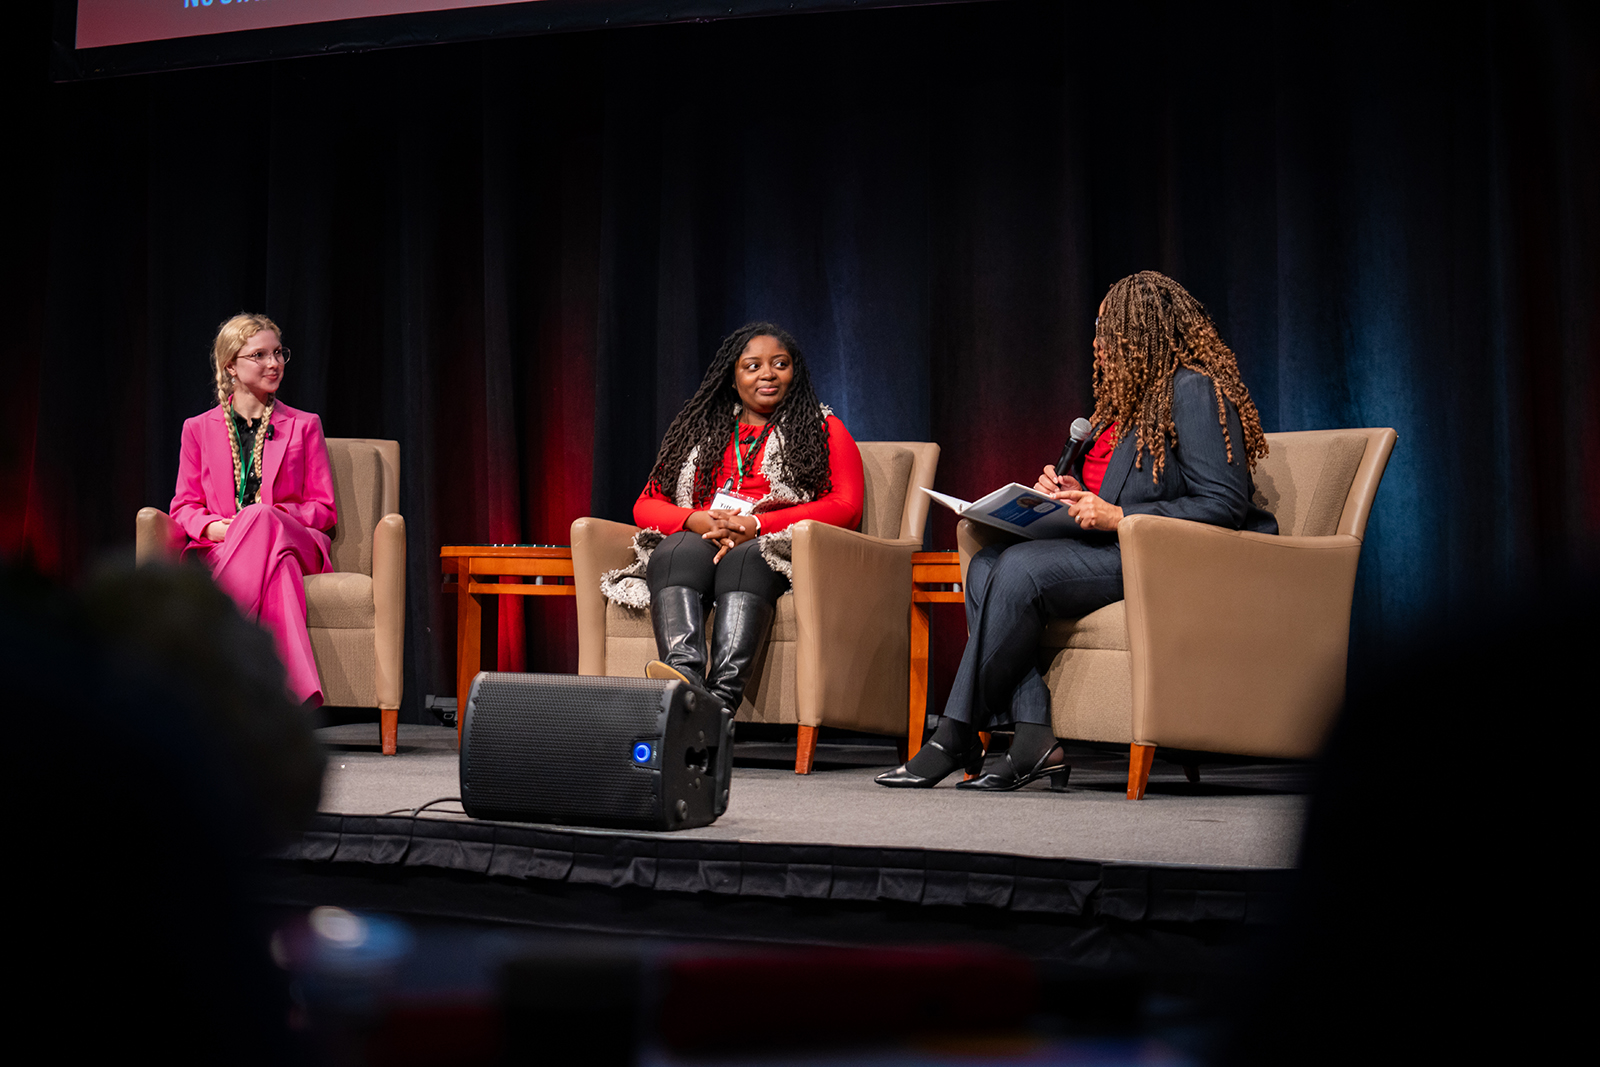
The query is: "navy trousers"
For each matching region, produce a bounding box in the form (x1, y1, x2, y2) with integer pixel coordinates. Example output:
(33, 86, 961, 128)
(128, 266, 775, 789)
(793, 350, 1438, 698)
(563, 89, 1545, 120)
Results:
(943, 537, 1125, 727)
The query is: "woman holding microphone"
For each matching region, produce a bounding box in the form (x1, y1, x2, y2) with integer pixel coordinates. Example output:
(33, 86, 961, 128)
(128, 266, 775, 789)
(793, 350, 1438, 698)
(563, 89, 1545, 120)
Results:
(878, 272, 1277, 790)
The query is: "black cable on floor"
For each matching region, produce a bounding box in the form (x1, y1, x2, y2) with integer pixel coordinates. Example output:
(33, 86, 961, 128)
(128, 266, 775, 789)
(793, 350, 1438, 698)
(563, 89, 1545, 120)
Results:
(384, 796, 465, 816)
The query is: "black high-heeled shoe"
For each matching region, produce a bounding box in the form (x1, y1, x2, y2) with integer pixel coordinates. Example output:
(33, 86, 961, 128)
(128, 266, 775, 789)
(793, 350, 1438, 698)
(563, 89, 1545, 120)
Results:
(874, 738, 986, 788)
(956, 743, 1070, 792)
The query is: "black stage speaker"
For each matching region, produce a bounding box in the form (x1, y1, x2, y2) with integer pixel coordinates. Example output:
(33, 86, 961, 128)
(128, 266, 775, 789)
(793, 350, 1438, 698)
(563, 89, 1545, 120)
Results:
(459, 672, 734, 830)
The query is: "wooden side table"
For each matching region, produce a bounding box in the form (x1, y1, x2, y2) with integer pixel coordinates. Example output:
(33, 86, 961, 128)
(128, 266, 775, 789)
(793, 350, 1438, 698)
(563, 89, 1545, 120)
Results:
(441, 545, 966, 762)
(909, 551, 963, 761)
(440, 544, 575, 741)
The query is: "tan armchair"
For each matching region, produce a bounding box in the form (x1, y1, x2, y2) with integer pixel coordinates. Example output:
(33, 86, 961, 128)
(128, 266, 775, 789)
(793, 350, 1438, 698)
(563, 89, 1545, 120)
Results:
(957, 427, 1397, 798)
(136, 438, 407, 755)
(572, 442, 940, 773)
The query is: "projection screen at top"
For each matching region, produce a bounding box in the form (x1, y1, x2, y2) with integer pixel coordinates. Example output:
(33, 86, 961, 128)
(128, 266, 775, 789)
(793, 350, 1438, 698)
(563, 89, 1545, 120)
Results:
(75, 0, 535, 49)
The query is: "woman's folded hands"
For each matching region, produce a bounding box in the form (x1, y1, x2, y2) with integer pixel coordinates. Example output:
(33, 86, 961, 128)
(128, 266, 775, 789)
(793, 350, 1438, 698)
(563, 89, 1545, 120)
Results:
(691, 508, 759, 562)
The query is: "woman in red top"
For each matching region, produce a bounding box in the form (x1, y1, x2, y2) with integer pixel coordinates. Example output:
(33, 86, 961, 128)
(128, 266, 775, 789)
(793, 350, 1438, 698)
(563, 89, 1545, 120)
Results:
(623, 322, 864, 714)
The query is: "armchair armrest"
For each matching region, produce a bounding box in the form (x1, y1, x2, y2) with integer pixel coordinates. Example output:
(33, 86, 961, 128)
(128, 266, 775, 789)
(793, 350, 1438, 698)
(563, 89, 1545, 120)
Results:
(955, 518, 1023, 585)
(790, 520, 920, 733)
(372, 513, 406, 710)
(136, 508, 184, 565)
(571, 517, 642, 676)
(1118, 513, 1364, 758)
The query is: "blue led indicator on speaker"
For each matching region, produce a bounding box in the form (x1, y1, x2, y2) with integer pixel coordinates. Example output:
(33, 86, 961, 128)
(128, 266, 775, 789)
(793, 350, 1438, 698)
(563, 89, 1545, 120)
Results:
(632, 742, 652, 764)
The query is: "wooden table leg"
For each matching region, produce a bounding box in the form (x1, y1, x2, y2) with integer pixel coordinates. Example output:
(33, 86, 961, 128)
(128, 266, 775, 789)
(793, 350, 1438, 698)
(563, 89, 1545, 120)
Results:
(908, 600, 930, 761)
(456, 559, 481, 745)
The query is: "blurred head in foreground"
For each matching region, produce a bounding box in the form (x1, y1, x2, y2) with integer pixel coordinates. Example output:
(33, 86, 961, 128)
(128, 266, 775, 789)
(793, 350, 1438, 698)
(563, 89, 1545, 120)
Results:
(7, 560, 324, 1061)
(1227, 579, 1589, 1064)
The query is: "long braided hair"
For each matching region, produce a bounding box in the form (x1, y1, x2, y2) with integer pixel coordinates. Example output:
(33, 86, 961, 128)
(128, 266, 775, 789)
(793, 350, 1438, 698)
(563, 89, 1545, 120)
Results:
(1091, 272, 1268, 482)
(646, 322, 834, 506)
(211, 312, 281, 406)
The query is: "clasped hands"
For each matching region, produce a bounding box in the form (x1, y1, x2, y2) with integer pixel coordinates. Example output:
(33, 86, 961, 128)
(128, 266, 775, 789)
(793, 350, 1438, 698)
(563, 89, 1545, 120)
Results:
(1033, 465, 1124, 532)
(687, 508, 759, 562)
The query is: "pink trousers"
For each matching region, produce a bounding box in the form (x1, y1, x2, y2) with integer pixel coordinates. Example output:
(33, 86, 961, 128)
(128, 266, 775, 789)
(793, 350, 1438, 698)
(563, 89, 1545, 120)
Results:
(194, 503, 328, 707)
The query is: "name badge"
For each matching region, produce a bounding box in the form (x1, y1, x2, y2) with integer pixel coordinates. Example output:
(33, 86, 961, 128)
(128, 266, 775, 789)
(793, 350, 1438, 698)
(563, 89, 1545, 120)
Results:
(709, 488, 759, 516)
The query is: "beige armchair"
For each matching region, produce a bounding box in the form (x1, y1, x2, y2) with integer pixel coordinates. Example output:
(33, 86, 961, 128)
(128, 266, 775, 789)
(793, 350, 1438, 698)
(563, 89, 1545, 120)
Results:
(957, 427, 1397, 798)
(572, 442, 940, 774)
(136, 438, 407, 755)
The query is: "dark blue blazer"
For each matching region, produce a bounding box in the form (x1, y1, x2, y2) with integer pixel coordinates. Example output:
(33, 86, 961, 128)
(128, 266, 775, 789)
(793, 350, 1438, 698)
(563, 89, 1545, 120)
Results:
(1087, 368, 1278, 535)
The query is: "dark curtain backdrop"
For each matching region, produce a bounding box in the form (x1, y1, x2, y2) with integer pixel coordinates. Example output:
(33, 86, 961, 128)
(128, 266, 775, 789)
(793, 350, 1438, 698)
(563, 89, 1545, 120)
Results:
(4, 1, 1595, 723)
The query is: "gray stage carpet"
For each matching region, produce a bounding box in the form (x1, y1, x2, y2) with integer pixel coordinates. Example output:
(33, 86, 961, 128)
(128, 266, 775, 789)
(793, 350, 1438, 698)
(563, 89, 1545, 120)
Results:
(316, 724, 1308, 869)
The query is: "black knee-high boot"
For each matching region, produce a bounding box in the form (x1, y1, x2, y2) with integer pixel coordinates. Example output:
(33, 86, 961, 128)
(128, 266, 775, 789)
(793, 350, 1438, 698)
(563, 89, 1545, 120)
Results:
(705, 591, 774, 712)
(646, 586, 709, 689)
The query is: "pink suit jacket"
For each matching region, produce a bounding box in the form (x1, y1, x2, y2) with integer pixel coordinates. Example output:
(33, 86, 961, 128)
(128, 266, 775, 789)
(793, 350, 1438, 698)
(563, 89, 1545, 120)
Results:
(170, 399, 337, 569)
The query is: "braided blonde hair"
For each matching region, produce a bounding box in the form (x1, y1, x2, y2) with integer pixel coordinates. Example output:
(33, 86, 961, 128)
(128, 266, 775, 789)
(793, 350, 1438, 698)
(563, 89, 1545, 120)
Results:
(211, 313, 282, 406)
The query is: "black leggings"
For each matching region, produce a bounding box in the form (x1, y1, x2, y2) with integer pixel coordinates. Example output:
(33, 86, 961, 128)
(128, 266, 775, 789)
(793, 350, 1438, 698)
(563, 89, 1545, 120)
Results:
(645, 531, 790, 605)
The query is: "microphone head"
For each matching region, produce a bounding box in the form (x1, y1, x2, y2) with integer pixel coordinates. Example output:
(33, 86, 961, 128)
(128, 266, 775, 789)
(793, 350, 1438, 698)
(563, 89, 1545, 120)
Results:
(1069, 417, 1093, 441)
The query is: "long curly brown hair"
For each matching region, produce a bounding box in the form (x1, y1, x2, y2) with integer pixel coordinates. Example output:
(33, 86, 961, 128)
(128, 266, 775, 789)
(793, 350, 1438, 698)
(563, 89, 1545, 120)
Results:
(646, 323, 833, 505)
(1091, 271, 1268, 482)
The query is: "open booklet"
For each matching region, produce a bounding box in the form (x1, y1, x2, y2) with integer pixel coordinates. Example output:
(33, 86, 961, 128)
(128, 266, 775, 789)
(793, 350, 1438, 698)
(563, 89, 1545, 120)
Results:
(920, 484, 1084, 539)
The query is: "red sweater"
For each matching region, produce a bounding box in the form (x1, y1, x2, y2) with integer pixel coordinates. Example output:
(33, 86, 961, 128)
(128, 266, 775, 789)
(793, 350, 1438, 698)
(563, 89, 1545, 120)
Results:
(1082, 421, 1118, 494)
(634, 414, 865, 536)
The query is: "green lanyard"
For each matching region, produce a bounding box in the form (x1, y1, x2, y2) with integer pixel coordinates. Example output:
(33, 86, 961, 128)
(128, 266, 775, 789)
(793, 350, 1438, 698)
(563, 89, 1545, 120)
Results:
(732, 422, 774, 491)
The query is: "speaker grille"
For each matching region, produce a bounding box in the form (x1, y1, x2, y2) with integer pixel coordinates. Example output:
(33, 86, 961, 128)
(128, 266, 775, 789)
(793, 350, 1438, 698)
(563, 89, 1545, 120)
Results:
(462, 673, 665, 824)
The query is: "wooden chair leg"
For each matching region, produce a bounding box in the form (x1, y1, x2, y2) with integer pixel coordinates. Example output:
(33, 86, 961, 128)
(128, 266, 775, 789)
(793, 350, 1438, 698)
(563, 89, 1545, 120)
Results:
(1127, 742, 1155, 799)
(895, 737, 909, 764)
(1182, 761, 1200, 784)
(795, 724, 819, 774)
(380, 707, 399, 756)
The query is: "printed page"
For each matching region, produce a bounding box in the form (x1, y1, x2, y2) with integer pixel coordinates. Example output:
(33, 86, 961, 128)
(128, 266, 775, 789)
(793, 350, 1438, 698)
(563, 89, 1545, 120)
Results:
(919, 487, 974, 514)
(957, 483, 1085, 539)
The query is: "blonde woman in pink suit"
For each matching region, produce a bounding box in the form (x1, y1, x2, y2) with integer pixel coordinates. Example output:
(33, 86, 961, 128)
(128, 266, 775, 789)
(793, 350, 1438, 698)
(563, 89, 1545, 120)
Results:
(170, 313, 337, 706)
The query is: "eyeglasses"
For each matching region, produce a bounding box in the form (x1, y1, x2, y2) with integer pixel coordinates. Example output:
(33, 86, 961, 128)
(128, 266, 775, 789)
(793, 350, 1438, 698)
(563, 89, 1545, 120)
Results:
(238, 347, 291, 365)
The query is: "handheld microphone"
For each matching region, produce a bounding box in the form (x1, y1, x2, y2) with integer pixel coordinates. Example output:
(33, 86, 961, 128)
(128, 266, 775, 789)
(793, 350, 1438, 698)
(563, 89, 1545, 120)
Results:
(1053, 418, 1094, 484)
